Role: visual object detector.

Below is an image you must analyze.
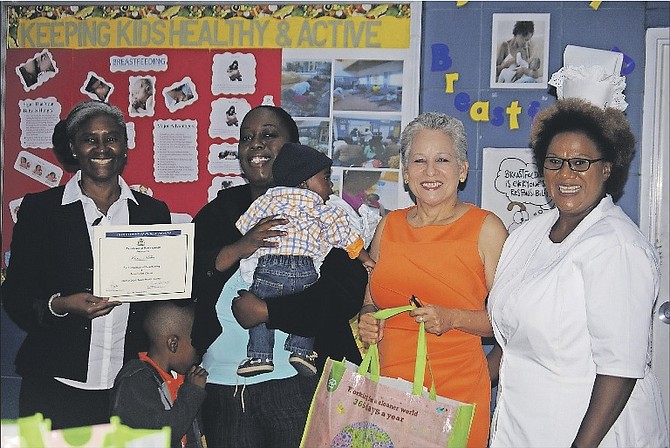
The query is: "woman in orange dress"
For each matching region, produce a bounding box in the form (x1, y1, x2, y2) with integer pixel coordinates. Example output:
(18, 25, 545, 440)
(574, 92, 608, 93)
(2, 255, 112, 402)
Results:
(358, 112, 508, 447)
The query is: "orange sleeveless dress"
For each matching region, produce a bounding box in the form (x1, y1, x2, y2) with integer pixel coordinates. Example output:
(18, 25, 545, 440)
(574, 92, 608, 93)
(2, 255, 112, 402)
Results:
(369, 206, 491, 448)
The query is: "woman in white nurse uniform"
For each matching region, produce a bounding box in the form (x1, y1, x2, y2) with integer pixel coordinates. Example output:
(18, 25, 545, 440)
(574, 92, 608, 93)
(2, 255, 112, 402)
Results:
(487, 98, 669, 447)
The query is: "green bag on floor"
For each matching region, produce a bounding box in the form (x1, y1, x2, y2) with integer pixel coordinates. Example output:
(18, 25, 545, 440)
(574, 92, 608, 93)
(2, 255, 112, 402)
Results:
(1, 414, 170, 448)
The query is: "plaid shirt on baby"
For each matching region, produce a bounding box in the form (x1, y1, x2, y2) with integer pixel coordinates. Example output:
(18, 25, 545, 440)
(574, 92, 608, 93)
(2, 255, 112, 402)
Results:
(236, 186, 363, 261)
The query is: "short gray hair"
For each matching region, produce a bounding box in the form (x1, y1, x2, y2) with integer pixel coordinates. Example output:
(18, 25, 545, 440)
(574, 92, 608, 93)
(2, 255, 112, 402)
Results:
(66, 101, 126, 141)
(399, 112, 468, 170)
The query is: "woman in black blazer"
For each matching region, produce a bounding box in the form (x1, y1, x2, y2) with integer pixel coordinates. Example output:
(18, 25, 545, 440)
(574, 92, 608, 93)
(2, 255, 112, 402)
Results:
(2, 101, 170, 429)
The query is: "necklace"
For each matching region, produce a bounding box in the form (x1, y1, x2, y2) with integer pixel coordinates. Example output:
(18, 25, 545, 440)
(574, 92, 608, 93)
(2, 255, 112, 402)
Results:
(79, 180, 119, 216)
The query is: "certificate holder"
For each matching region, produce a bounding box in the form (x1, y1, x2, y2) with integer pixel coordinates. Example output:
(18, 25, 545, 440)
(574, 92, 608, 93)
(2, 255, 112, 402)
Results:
(92, 223, 194, 301)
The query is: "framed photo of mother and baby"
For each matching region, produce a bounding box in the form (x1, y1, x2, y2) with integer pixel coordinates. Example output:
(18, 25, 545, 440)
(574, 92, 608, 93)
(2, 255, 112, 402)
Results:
(490, 13, 550, 89)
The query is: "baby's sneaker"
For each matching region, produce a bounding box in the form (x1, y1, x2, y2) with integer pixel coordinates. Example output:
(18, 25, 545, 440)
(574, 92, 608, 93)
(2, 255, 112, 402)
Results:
(289, 352, 318, 377)
(237, 357, 274, 377)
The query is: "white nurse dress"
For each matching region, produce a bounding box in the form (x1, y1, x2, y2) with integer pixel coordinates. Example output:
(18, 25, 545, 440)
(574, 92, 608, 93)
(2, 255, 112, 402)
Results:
(488, 196, 669, 447)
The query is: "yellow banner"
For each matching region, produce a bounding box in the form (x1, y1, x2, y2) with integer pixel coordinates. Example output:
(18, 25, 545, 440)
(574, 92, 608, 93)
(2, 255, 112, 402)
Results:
(8, 4, 411, 49)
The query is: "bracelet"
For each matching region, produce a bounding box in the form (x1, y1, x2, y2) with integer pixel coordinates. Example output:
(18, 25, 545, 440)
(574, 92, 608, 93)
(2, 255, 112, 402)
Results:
(47, 293, 68, 318)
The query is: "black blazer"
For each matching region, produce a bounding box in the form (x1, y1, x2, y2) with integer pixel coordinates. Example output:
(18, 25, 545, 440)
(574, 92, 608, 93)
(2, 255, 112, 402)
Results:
(2, 185, 171, 382)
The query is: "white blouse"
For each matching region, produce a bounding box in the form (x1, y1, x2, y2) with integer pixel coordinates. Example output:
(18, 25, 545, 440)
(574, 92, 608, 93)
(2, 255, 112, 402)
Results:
(488, 196, 668, 447)
(55, 172, 137, 390)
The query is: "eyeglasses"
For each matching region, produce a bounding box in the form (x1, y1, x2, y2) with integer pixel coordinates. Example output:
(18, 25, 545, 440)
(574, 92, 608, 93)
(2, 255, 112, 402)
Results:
(543, 157, 604, 172)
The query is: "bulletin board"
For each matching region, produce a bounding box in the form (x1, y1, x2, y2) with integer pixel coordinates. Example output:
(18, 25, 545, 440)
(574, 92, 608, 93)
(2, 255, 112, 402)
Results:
(1, 3, 421, 271)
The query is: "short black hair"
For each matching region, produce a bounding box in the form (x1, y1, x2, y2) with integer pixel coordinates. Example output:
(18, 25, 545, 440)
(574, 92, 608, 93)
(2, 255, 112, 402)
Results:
(530, 98, 635, 202)
(513, 21, 535, 36)
(245, 105, 299, 143)
(143, 301, 195, 345)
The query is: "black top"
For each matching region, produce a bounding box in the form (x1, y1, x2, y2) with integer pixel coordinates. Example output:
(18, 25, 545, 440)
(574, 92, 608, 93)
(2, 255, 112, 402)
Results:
(191, 184, 366, 371)
(111, 359, 206, 448)
(2, 185, 171, 380)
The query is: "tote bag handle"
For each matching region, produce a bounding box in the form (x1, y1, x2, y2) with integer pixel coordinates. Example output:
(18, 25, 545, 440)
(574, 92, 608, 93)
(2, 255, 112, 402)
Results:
(357, 305, 437, 399)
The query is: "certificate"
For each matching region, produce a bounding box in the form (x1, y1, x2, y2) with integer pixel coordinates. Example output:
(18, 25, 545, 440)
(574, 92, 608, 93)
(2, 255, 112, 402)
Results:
(92, 223, 194, 301)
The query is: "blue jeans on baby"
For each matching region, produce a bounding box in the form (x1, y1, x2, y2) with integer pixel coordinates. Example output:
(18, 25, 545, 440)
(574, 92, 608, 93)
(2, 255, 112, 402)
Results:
(247, 254, 318, 360)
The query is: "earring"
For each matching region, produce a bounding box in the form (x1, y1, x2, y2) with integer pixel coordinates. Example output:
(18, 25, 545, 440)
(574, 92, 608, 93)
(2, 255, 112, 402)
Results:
(72, 153, 77, 159)
(459, 177, 465, 182)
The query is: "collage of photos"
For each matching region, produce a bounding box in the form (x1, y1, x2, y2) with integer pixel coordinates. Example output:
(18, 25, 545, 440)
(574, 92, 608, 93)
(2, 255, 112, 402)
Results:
(340, 168, 399, 217)
(11, 48, 409, 220)
(16, 51, 204, 119)
(295, 119, 330, 155)
(281, 57, 406, 216)
(11, 48, 261, 207)
(332, 117, 402, 169)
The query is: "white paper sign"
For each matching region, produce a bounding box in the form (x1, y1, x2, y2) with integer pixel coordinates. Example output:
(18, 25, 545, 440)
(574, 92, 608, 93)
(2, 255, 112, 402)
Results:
(481, 147, 553, 233)
(153, 119, 198, 183)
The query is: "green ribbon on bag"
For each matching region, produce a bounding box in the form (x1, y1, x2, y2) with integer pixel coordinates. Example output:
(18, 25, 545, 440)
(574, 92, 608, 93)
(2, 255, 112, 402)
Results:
(355, 304, 475, 447)
(303, 304, 475, 448)
(357, 304, 437, 399)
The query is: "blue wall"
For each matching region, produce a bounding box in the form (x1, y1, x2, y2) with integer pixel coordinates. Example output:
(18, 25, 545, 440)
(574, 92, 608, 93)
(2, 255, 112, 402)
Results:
(420, 1, 669, 223)
(419, 0, 668, 419)
(2, 1, 669, 421)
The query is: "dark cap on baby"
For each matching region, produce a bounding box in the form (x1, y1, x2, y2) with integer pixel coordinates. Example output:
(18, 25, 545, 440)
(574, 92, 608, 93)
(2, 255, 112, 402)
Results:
(272, 142, 332, 187)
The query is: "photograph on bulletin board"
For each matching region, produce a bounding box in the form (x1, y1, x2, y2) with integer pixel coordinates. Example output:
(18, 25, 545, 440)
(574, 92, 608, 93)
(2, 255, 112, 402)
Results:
(332, 115, 402, 169)
(490, 13, 550, 89)
(341, 168, 399, 217)
(15, 49, 58, 90)
(281, 60, 332, 118)
(333, 59, 403, 112)
(295, 118, 330, 154)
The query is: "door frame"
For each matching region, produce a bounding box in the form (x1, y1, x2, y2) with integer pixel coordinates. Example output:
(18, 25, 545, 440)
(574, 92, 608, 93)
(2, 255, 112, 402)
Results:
(640, 26, 669, 427)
